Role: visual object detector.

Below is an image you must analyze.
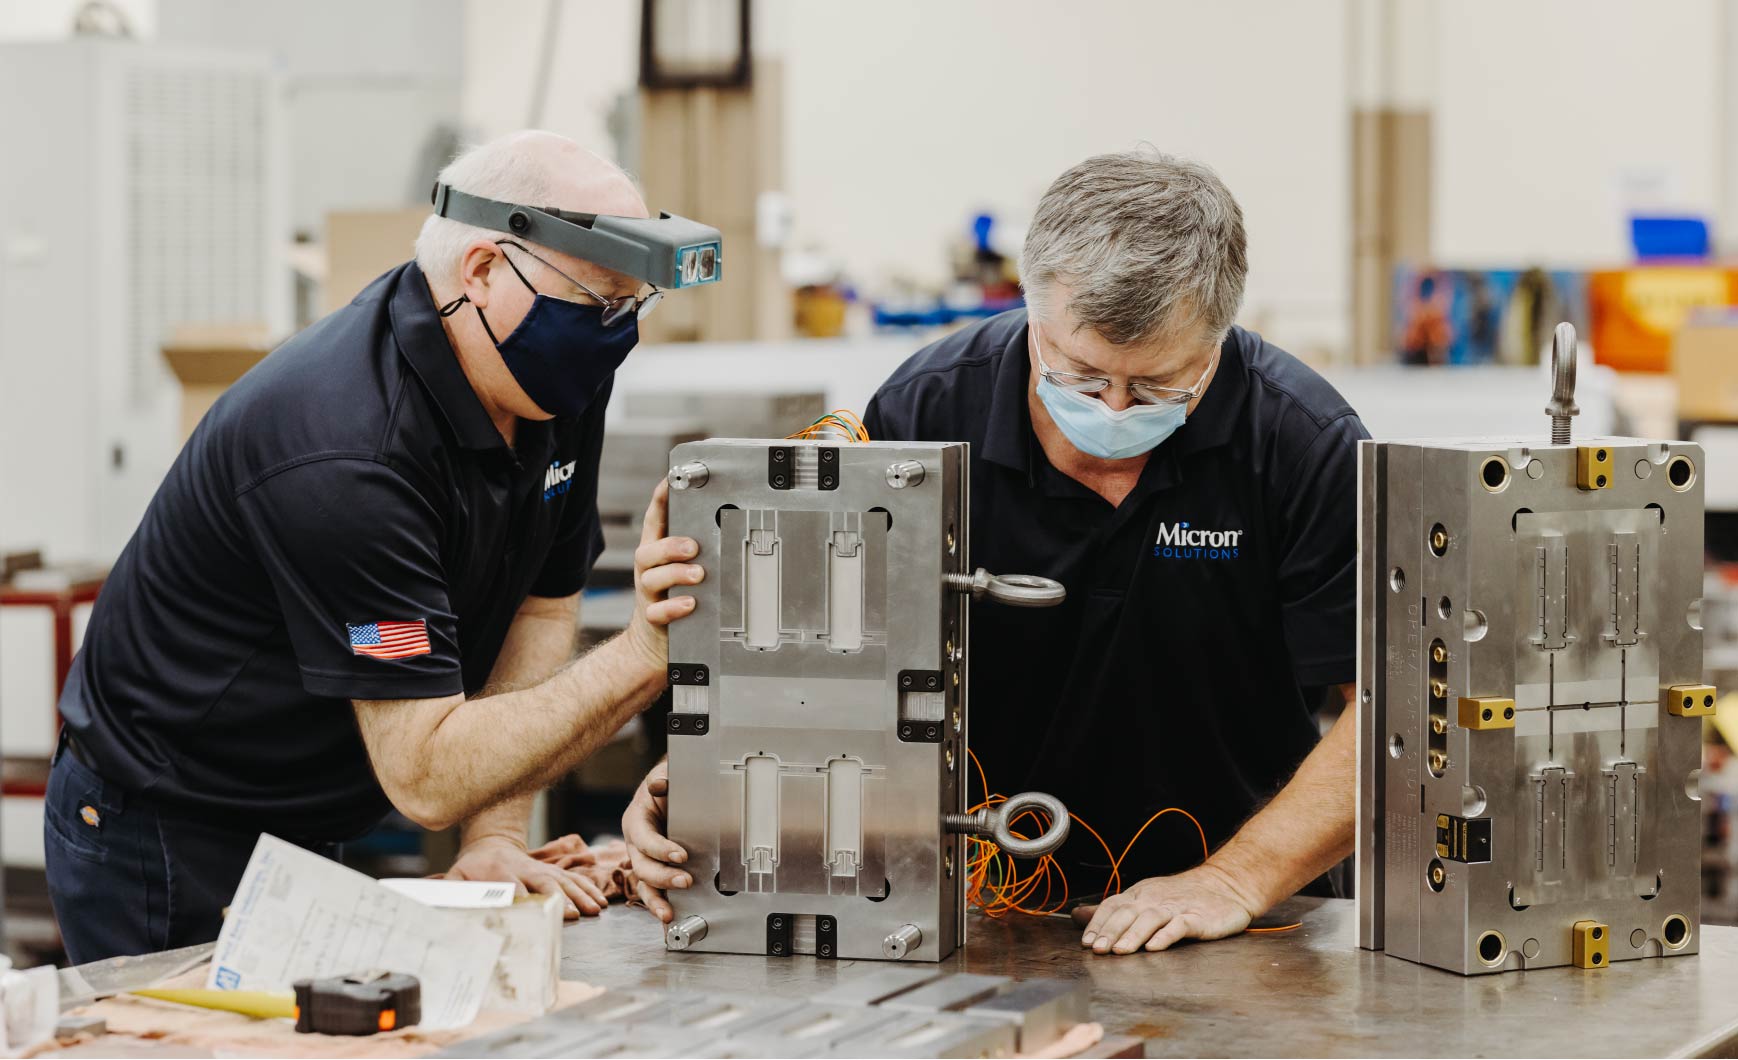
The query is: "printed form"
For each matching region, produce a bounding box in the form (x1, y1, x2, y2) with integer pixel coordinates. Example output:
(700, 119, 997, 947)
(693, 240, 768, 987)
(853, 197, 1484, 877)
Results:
(206, 835, 505, 1029)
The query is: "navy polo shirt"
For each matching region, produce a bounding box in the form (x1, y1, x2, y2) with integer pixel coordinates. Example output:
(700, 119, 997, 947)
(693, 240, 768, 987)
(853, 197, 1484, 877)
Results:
(864, 309, 1366, 891)
(59, 262, 608, 840)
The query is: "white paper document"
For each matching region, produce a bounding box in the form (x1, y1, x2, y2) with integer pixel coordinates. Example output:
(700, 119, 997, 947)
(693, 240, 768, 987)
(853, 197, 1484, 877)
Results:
(206, 835, 505, 1030)
(380, 877, 516, 909)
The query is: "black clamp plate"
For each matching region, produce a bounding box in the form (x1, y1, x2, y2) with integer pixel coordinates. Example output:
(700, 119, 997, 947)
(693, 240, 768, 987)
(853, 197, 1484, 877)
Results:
(767, 913, 793, 957)
(816, 915, 838, 959)
(668, 664, 710, 686)
(818, 446, 839, 490)
(768, 446, 794, 490)
(666, 713, 710, 735)
(897, 670, 945, 743)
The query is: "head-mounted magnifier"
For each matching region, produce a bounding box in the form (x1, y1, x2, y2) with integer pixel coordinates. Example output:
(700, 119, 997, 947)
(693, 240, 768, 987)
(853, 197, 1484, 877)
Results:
(430, 182, 723, 290)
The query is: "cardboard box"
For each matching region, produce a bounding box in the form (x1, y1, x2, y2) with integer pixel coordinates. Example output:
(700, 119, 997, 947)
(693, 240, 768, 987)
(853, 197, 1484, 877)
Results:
(161, 324, 275, 441)
(1673, 313, 1738, 421)
(324, 208, 429, 317)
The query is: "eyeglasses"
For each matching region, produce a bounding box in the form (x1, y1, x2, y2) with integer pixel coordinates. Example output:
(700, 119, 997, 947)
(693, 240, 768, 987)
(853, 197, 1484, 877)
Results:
(496, 240, 663, 327)
(1031, 324, 1216, 406)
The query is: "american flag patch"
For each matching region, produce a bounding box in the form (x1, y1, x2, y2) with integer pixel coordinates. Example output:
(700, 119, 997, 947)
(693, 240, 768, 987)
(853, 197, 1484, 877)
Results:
(347, 620, 431, 660)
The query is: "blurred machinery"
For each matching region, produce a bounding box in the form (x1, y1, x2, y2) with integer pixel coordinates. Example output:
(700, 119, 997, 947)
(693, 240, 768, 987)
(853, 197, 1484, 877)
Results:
(1359, 323, 1709, 973)
(594, 392, 823, 577)
(660, 439, 1069, 961)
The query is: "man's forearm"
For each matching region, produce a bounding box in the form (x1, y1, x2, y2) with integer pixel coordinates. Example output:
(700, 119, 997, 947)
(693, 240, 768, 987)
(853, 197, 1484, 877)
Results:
(454, 595, 582, 845)
(1199, 695, 1356, 914)
(461, 792, 536, 847)
(418, 632, 666, 823)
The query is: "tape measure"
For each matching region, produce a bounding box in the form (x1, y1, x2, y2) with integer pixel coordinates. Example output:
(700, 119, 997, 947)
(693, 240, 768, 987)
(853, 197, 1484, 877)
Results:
(292, 972, 421, 1036)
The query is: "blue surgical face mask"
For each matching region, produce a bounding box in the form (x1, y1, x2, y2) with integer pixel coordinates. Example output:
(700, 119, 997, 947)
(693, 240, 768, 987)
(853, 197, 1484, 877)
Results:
(1035, 375, 1187, 459)
(1030, 326, 1211, 460)
(440, 246, 640, 419)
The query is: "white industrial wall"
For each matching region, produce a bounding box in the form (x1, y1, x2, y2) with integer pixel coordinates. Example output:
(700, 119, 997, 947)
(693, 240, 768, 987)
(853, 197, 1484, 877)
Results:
(459, 0, 1730, 363)
(5, 0, 1729, 363)
(1430, 0, 1724, 265)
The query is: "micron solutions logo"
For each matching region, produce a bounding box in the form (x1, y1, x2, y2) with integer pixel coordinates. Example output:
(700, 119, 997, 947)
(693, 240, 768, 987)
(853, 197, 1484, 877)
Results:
(1153, 520, 1244, 560)
(543, 459, 577, 501)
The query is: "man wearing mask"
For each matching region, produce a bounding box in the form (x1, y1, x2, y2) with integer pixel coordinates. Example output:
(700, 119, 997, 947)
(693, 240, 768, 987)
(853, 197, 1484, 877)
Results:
(622, 149, 1367, 956)
(45, 131, 705, 962)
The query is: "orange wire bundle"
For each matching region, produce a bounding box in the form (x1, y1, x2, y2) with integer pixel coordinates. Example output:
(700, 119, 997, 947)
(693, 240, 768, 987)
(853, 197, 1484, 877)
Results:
(786, 409, 870, 442)
(964, 749, 1301, 935)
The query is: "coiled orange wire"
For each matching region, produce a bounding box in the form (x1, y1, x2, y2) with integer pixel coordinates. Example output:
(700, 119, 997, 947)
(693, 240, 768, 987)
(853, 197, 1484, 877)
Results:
(965, 749, 1300, 934)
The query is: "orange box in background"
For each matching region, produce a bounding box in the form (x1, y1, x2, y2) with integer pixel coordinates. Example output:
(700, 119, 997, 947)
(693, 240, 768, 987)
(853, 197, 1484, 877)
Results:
(1589, 266, 1738, 372)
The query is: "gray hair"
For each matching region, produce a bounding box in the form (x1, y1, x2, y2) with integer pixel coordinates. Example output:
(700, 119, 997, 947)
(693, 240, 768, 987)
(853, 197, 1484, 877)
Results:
(1021, 148, 1247, 346)
(414, 132, 568, 290)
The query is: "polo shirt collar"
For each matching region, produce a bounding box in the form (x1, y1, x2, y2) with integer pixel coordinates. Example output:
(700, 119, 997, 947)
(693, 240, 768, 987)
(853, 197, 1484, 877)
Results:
(389, 261, 508, 452)
(980, 315, 1248, 476)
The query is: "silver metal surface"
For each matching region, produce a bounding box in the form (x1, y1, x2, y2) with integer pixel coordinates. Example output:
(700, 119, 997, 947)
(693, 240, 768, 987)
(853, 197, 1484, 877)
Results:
(812, 966, 944, 1006)
(883, 924, 924, 961)
(668, 460, 710, 491)
(828, 1011, 1016, 1057)
(556, 899, 1738, 1057)
(1357, 360, 1708, 975)
(878, 972, 1006, 1013)
(56, 941, 215, 1011)
(1547, 322, 1580, 444)
(943, 568, 1067, 608)
(662, 438, 1065, 962)
(886, 459, 927, 489)
(665, 914, 708, 951)
(971, 792, 1070, 858)
(962, 979, 1089, 1053)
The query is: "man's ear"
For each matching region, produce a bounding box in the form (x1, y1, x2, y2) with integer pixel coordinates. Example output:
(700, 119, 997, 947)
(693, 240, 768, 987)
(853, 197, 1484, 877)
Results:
(457, 240, 500, 308)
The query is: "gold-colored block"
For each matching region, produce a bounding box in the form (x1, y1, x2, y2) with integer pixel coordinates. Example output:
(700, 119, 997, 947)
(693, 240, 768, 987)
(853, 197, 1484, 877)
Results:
(1459, 696, 1516, 730)
(1576, 445, 1614, 490)
(1664, 684, 1717, 718)
(1573, 920, 1610, 968)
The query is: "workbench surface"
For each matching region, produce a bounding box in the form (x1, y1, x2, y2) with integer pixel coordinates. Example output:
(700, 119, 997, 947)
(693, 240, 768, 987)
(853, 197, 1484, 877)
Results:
(558, 896, 1738, 1058)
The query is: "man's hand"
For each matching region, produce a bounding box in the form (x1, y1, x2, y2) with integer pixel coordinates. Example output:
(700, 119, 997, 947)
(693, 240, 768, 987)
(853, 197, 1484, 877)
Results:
(621, 760, 690, 922)
(1074, 865, 1257, 954)
(622, 478, 703, 674)
(446, 834, 607, 920)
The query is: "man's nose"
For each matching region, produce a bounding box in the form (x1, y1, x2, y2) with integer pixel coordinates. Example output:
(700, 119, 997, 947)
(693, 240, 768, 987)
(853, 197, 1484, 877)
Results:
(1097, 388, 1140, 413)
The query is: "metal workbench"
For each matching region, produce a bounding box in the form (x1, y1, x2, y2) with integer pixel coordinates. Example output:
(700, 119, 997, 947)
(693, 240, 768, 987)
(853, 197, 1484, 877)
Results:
(557, 896, 1738, 1057)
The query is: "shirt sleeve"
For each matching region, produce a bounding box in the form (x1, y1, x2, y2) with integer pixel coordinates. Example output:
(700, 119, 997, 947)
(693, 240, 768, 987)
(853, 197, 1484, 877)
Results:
(530, 409, 607, 599)
(235, 457, 464, 700)
(1274, 414, 1370, 687)
(864, 385, 914, 442)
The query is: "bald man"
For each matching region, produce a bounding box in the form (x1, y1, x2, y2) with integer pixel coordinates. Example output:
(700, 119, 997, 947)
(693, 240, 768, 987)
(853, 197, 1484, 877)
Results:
(44, 131, 704, 962)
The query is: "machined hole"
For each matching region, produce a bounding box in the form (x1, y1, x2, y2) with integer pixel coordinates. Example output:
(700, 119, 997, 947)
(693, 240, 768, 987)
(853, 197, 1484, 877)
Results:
(1438, 596, 1453, 619)
(1476, 930, 1507, 966)
(1389, 567, 1406, 593)
(1663, 914, 1691, 949)
(1511, 507, 1533, 532)
(1429, 523, 1449, 556)
(1480, 456, 1510, 493)
(1667, 455, 1696, 491)
(1388, 733, 1405, 759)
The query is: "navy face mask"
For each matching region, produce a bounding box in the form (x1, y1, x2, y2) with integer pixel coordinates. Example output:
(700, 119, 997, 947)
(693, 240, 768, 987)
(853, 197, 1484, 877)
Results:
(440, 245, 640, 419)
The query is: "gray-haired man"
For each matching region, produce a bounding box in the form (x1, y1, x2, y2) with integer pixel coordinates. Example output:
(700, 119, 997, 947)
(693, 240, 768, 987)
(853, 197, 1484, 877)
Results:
(623, 149, 1369, 957)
